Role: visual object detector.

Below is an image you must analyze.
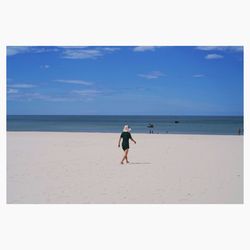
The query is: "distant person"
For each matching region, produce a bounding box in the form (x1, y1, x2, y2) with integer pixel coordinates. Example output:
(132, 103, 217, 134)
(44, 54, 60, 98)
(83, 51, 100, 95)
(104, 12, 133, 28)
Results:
(238, 128, 241, 135)
(118, 125, 136, 164)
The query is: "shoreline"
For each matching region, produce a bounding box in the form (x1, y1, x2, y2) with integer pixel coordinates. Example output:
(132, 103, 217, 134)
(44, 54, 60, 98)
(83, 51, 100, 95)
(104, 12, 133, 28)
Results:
(6, 131, 244, 136)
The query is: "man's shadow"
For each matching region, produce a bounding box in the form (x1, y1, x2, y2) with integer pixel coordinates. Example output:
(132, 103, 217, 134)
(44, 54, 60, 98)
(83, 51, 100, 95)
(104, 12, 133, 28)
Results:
(128, 162, 151, 165)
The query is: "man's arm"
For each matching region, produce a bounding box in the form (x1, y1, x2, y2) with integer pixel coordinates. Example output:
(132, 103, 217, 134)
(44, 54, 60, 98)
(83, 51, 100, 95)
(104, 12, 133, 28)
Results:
(129, 133, 136, 144)
(130, 137, 136, 144)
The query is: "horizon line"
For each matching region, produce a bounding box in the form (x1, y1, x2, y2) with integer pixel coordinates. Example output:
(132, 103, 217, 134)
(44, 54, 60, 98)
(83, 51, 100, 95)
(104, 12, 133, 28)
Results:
(7, 114, 244, 117)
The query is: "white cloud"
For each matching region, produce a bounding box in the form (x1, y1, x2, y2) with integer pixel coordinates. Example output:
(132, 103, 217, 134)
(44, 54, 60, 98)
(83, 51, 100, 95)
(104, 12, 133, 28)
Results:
(7, 91, 72, 102)
(7, 46, 120, 59)
(7, 92, 44, 101)
(54, 79, 93, 86)
(196, 46, 243, 52)
(62, 48, 103, 59)
(102, 47, 120, 52)
(231, 46, 243, 52)
(61, 47, 119, 59)
(24, 93, 45, 100)
(61, 46, 120, 52)
(7, 89, 19, 94)
(205, 54, 224, 59)
(138, 71, 165, 79)
(8, 84, 36, 88)
(40, 64, 50, 69)
(133, 46, 155, 52)
(72, 89, 102, 97)
(7, 46, 58, 56)
(60, 46, 88, 49)
(197, 46, 224, 51)
(193, 74, 205, 77)
(7, 46, 31, 56)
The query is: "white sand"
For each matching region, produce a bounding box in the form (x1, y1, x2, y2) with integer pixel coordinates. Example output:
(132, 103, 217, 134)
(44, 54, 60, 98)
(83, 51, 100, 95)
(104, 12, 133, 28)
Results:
(7, 132, 243, 204)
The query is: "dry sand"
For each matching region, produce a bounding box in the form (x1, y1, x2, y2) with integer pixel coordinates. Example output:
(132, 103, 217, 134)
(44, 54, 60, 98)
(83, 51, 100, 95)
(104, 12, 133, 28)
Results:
(7, 132, 243, 204)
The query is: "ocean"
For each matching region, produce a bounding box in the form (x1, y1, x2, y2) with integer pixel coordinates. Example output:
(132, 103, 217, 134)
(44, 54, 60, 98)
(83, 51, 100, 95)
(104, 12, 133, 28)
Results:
(7, 115, 244, 135)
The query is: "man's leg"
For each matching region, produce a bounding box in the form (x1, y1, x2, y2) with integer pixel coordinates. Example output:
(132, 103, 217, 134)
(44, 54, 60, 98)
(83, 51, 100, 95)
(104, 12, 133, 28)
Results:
(125, 149, 129, 163)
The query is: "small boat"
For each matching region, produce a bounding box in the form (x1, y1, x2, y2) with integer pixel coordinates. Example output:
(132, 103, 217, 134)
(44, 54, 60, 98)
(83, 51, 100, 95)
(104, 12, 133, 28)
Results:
(174, 120, 180, 123)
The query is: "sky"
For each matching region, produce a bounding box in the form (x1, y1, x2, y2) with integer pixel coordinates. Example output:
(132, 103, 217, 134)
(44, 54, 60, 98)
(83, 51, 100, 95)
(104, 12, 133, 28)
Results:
(7, 46, 243, 115)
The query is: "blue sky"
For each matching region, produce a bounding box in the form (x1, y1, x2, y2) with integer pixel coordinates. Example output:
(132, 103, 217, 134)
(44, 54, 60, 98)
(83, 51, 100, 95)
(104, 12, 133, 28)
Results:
(7, 46, 243, 115)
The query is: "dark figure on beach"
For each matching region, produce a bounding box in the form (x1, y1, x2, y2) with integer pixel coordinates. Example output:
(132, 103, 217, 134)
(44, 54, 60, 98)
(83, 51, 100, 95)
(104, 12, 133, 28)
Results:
(238, 128, 241, 135)
(147, 123, 154, 134)
(118, 125, 136, 164)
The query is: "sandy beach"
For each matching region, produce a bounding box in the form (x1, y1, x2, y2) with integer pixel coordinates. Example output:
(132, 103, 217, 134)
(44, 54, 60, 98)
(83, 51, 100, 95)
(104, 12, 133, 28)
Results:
(7, 132, 243, 204)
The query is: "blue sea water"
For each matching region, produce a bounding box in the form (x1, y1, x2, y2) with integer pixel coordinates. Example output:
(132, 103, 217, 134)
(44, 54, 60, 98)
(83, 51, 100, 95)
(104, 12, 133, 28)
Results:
(7, 115, 244, 135)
